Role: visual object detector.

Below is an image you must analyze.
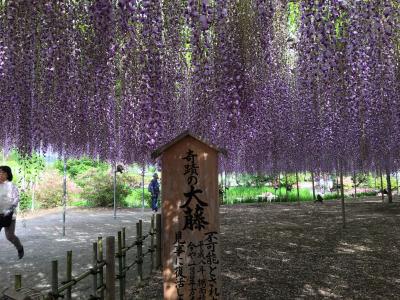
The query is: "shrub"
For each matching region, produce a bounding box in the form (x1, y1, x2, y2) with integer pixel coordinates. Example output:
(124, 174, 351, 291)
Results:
(76, 168, 131, 207)
(321, 193, 341, 200)
(119, 173, 142, 189)
(34, 170, 81, 209)
(126, 188, 152, 208)
(357, 191, 377, 197)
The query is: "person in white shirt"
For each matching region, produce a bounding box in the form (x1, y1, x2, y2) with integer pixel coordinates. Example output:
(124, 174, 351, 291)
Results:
(0, 166, 24, 259)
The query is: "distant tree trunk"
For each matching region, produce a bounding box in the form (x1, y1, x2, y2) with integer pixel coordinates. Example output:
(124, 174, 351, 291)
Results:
(311, 171, 316, 201)
(340, 167, 346, 228)
(235, 173, 241, 187)
(296, 171, 300, 204)
(223, 172, 226, 204)
(278, 174, 281, 201)
(336, 171, 339, 198)
(386, 169, 392, 203)
(353, 170, 357, 199)
(225, 172, 228, 201)
(396, 171, 399, 196)
(31, 180, 36, 211)
(380, 171, 384, 202)
(285, 173, 288, 201)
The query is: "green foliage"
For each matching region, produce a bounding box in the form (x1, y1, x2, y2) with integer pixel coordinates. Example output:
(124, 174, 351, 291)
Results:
(321, 192, 341, 201)
(147, 165, 157, 174)
(225, 186, 305, 203)
(351, 173, 368, 187)
(231, 173, 302, 189)
(70, 200, 87, 207)
(356, 191, 377, 197)
(55, 157, 108, 179)
(224, 186, 384, 204)
(287, 2, 300, 35)
(226, 186, 269, 202)
(34, 170, 80, 209)
(281, 174, 298, 187)
(286, 188, 312, 201)
(19, 191, 32, 211)
(75, 168, 131, 207)
(233, 173, 274, 187)
(119, 172, 142, 189)
(13, 150, 45, 187)
(126, 188, 152, 208)
(225, 186, 317, 204)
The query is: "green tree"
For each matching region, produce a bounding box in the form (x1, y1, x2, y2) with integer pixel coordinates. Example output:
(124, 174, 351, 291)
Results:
(54, 157, 108, 179)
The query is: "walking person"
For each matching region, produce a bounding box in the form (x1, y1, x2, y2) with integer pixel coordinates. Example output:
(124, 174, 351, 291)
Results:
(148, 173, 160, 213)
(0, 166, 24, 259)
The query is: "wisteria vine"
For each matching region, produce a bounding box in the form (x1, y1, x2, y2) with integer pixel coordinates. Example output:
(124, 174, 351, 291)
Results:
(0, 0, 399, 175)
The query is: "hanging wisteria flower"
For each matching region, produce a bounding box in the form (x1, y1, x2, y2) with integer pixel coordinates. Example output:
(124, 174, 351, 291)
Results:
(0, 0, 399, 175)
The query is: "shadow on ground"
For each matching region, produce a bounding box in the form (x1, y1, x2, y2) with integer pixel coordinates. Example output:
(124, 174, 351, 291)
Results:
(132, 198, 400, 299)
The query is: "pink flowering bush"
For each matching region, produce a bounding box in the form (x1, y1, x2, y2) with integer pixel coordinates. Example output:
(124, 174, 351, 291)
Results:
(34, 170, 81, 209)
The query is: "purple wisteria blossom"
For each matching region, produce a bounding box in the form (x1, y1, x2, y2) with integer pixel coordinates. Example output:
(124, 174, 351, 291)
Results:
(0, 1, 399, 174)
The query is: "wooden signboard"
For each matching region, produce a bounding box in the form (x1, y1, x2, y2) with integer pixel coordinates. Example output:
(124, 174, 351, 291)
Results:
(152, 132, 224, 300)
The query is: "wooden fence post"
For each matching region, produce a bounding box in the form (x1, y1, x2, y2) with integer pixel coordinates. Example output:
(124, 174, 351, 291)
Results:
(14, 274, 22, 291)
(122, 227, 126, 295)
(117, 231, 125, 300)
(66, 250, 72, 300)
(155, 214, 161, 269)
(51, 260, 58, 298)
(92, 242, 98, 298)
(106, 236, 116, 300)
(98, 236, 105, 300)
(7, 224, 163, 300)
(150, 215, 155, 272)
(136, 221, 143, 282)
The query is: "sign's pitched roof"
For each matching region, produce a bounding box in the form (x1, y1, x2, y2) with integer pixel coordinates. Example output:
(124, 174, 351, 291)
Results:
(151, 130, 227, 159)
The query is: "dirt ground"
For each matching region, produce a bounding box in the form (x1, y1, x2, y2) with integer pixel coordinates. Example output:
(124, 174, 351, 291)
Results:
(1, 197, 400, 299)
(132, 197, 400, 300)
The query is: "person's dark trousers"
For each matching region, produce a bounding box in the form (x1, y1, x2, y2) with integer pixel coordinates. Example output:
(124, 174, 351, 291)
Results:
(0, 220, 24, 254)
(151, 194, 159, 212)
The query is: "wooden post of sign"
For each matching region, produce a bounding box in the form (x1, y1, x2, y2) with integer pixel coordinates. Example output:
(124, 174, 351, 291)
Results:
(152, 131, 225, 300)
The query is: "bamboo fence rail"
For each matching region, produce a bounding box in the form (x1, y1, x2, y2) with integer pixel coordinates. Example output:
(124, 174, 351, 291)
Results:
(2, 214, 162, 300)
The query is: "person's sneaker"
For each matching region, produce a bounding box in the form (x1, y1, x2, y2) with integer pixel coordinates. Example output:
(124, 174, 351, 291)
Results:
(18, 247, 24, 259)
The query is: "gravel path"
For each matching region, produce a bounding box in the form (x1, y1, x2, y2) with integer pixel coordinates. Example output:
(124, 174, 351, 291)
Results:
(0, 207, 154, 299)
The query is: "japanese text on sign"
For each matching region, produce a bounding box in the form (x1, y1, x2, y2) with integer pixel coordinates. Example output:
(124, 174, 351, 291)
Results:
(181, 149, 209, 231)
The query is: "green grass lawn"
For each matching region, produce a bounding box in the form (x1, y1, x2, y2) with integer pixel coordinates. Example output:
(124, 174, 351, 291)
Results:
(224, 186, 344, 204)
(71, 186, 375, 208)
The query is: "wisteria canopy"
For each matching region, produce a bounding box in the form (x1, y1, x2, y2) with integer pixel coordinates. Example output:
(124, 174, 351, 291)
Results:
(0, 0, 399, 174)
